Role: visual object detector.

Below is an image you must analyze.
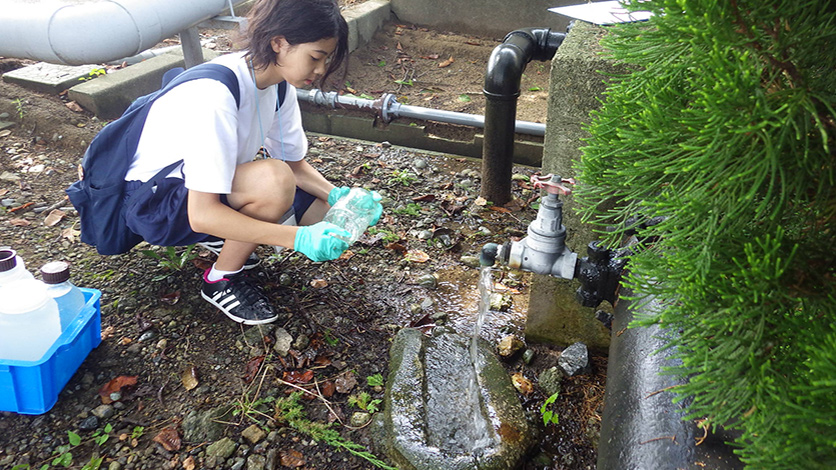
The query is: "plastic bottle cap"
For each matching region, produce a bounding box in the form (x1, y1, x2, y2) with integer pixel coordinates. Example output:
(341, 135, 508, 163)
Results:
(0, 279, 50, 315)
(40, 261, 71, 284)
(0, 249, 18, 273)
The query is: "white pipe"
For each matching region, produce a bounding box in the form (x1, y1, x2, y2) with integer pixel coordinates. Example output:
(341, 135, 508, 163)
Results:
(0, 0, 247, 66)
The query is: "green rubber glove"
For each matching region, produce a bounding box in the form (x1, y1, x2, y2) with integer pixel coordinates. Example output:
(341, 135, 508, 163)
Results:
(328, 186, 351, 206)
(294, 222, 350, 262)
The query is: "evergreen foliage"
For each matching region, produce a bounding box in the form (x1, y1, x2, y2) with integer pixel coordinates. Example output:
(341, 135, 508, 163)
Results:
(574, 0, 836, 467)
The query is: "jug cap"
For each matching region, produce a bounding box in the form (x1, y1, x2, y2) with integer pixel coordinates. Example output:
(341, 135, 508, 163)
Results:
(0, 249, 18, 272)
(40, 261, 71, 284)
(0, 279, 50, 315)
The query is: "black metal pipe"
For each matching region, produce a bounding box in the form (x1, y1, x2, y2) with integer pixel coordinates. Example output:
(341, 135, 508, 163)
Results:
(598, 288, 743, 470)
(481, 28, 565, 205)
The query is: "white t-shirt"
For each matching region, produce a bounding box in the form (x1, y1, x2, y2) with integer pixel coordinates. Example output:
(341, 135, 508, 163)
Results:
(125, 52, 307, 194)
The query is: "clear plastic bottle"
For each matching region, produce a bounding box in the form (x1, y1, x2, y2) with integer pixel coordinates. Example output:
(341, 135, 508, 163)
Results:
(0, 248, 35, 288)
(40, 261, 86, 332)
(0, 279, 61, 362)
(323, 187, 376, 244)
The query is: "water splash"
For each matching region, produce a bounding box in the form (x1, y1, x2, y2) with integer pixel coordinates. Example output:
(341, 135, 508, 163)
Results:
(468, 266, 495, 452)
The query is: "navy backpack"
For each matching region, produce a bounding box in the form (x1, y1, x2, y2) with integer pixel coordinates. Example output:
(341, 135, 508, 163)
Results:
(66, 63, 287, 255)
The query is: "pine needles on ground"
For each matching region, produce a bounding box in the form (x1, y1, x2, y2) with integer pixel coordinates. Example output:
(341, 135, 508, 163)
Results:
(575, 0, 836, 467)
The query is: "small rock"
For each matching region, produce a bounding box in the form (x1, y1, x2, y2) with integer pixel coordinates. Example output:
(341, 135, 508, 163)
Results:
(230, 457, 245, 470)
(247, 454, 267, 470)
(413, 158, 428, 169)
(596, 310, 613, 330)
(206, 437, 238, 460)
(522, 348, 536, 364)
(108, 462, 122, 470)
(460, 255, 480, 268)
(489, 292, 512, 311)
(381, 141, 392, 148)
(137, 330, 155, 343)
(538, 366, 564, 397)
(497, 335, 524, 357)
(350, 412, 372, 427)
(558, 342, 591, 377)
(279, 273, 292, 286)
(417, 230, 433, 240)
(419, 297, 435, 311)
(109, 392, 122, 402)
(459, 178, 473, 188)
(79, 415, 99, 431)
(241, 424, 267, 445)
(415, 273, 438, 289)
(292, 333, 309, 350)
(91, 404, 115, 419)
(273, 328, 293, 357)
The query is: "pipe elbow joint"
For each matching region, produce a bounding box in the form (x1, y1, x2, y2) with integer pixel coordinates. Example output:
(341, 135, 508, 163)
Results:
(484, 27, 566, 98)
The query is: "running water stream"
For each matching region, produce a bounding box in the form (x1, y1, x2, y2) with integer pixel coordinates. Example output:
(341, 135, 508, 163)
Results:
(468, 265, 495, 452)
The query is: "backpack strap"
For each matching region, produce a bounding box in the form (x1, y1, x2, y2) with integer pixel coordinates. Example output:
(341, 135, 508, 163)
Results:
(276, 81, 288, 110)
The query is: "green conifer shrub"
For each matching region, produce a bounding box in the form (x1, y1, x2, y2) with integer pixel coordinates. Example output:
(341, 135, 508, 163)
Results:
(574, 1, 836, 467)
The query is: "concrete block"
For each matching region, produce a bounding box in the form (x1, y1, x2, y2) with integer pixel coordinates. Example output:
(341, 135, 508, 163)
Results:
(2, 63, 101, 94)
(391, 0, 578, 39)
(344, 0, 392, 53)
(68, 48, 223, 120)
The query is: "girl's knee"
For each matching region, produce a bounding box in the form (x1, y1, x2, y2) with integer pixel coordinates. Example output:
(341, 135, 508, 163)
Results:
(229, 159, 295, 216)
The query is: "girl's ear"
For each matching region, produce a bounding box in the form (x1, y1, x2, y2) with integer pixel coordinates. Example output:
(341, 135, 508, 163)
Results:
(271, 36, 287, 54)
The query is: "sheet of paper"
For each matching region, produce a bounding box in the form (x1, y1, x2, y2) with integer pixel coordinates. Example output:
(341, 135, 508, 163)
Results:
(549, 1, 653, 25)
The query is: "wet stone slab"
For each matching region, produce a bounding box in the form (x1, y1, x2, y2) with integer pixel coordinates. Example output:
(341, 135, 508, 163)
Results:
(372, 327, 537, 470)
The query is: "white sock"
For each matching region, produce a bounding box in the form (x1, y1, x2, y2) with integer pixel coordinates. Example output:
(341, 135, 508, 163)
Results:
(207, 264, 243, 282)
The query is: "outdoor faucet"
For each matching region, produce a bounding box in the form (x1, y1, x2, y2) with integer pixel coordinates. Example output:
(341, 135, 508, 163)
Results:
(480, 174, 577, 279)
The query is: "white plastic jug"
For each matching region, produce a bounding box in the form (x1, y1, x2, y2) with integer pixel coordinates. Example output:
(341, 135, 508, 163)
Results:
(0, 279, 62, 362)
(0, 249, 34, 288)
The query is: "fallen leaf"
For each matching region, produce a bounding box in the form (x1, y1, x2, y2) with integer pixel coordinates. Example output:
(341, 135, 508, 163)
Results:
(420, 54, 440, 60)
(337, 249, 355, 261)
(0, 130, 10, 138)
(405, 250, 430, 263)
(242, 356, 265, 384)
(335, 371, 358, 393)
(9, 201, 34, 212)
(192, 258, 212, 270)
(283, 369, 314, 384)
(119, 337, 132, 345)
(101, 326, 116, 341)
(474, 196, 488, 206)
(152, 426, 181, 451)
(511, 373, 534, 396)
(61, 226, 80, 241)
(310, 279, 328, 289)
(159, 290, 180, 305)
(98, 375, 138, 404)
(183, 456, 196, 470)
(9, 218, 30, 226)
(43, 209, 65, 226)
(181, 366, 199, 391)
(320, 381, 336, 398)
(385, 242, 407, 254)
(412, 194, 436, 202)
(489, 206, 512, 213)
(280, 449, 306, 467)
(438, 56, 455, 68)
(65, 101, 84, 112)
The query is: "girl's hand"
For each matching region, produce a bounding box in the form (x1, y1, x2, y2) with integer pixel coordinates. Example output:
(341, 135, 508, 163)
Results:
(294, 222, 350, 262)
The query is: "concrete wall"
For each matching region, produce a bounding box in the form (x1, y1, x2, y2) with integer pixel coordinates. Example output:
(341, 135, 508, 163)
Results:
(391, 0, 586, 38)
(524, 21, 628, 352)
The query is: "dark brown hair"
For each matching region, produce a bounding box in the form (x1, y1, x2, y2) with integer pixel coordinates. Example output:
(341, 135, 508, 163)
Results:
(241, 0, 348, 87)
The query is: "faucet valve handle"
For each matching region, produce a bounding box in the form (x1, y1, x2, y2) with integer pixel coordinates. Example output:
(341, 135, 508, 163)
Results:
(533, 174, 574, 196)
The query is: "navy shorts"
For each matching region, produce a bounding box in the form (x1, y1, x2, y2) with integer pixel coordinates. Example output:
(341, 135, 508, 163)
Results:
(124, 178, 317, 247)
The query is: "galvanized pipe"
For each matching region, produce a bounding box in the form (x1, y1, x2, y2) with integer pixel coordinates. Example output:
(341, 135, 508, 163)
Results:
(295, 88, 546, 136)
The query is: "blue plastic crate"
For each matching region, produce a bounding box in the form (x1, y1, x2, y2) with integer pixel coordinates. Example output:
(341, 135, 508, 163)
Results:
(0, 288, 102, 415)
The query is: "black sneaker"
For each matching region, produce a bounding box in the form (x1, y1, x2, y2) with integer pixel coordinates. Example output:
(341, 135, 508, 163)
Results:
(198, 237, 261, 270)
(201, 270, 279, 325)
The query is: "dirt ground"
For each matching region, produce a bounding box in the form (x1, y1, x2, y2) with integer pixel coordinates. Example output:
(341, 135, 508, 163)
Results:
(0, 19, 604, 470)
